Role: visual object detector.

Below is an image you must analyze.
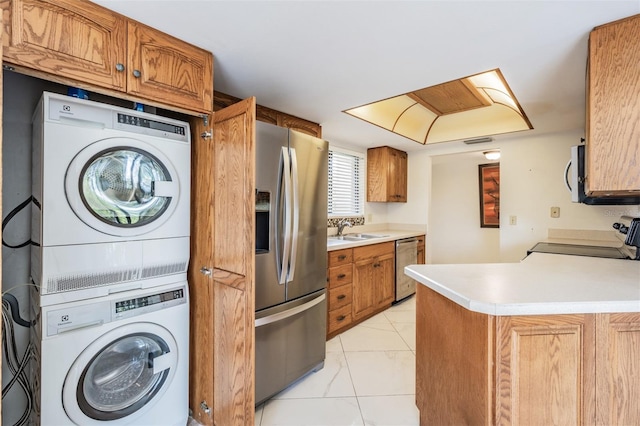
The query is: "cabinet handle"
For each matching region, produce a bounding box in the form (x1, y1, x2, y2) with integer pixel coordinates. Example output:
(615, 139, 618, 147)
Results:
(338, 255, 346, 260)
(337, 274, 346, 279)
(373, 263, 381, 268)
(133, 69, 142, 78)
(337, 294, 346, 300)
(115, 63, 125, 72)
(200, 267, 212, 276)
(337, 315, 346, 321)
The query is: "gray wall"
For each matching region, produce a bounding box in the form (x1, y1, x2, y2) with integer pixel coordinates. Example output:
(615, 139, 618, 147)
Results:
(2, 71, 65, 425)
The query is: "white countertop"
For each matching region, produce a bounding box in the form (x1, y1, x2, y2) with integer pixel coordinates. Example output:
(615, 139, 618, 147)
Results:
(405, 252, 640, 316)
(327, 229, 425, 251)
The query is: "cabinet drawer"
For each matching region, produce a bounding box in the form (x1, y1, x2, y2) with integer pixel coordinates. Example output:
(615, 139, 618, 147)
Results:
(328, 284, 352, 310)
(329, 248, 353, 267)
(328, 304, 352, 334)
(353, 241, 395, 262)
(328, 264, 353, 289)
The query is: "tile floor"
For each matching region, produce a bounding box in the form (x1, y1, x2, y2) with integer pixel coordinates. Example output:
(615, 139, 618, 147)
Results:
(254, 295, 418, 426)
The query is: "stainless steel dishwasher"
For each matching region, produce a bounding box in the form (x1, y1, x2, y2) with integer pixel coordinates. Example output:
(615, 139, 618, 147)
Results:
(395, 237, 418, 302)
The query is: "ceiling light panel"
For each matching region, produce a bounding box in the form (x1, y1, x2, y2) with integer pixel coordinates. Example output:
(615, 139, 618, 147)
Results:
(344, 68, 532, 145)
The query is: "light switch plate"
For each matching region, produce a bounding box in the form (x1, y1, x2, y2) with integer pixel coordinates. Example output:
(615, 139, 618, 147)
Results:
(550, 207, 560, 218)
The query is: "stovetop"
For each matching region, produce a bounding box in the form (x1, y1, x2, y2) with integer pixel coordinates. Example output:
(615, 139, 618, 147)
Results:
(528, 216, 640, 260)
(528, 242, 629, 259)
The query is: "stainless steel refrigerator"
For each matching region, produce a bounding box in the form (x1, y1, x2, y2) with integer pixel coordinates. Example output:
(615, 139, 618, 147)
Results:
(254, 121, 328, 405)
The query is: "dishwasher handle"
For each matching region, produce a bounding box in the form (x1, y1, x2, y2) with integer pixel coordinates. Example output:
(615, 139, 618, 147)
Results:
(396, 237, 418, 247)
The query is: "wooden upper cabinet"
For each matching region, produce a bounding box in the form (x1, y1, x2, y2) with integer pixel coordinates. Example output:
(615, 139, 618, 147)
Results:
(586, 14, 640, 196)
(1, 0, 214, 114)
(127, 21, 213, 113)
(367, 146, 408, 202)
(1, 0, 127, 90)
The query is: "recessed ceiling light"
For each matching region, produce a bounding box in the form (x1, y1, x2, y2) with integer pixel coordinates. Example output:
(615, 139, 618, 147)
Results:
(483, 150, 501, 161)
(344, 69, 532, 145)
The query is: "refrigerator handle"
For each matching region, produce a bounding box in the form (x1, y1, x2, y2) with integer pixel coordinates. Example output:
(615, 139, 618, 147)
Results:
(255, 293, 325, 327)
(278, 147, 293, 285)
(288, 147, 299, 281)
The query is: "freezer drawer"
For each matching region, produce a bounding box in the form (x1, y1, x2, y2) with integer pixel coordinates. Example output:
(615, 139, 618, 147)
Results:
(255, 290, 326, 404)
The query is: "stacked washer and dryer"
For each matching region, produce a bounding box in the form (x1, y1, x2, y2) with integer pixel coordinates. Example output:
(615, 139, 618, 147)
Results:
(29, 92, 191, 425)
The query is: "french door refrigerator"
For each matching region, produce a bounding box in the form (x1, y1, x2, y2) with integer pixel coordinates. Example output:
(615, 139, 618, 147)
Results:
(254, 121, 328, 405)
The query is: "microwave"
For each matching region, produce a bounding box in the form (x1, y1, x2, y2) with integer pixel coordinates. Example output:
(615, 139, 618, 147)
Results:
(567, 145, 640, 205)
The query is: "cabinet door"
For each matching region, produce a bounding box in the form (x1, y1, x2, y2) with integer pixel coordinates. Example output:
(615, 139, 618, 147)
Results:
(389, 149, 407, 202)
(127, 21, 213, 113)
(372, 254, 394, 308)
(496, 314, 596, 426)
(587, 15, 640, 195)
(1, 0, 126, 90)
(352, 259, 375, 321)
(596, 313, 640, 425)
(189, 98, 256, 426)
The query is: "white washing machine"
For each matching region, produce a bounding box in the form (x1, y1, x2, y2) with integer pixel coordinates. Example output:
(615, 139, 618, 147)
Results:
(31, 92, 191, 305)
(30, 281, 189, 425)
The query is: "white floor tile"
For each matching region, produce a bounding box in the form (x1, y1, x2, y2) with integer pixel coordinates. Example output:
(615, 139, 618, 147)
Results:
(256, 293, 418, 424)
(359, 310, 392, 324)
(273, 352, 355, 399)
(255, 404, 264, 426)
(388, 296, 415, 312)
(260, 397, 364, 426)
(340, 321, 410, 352)
(392, 322, 416, 351)
(326, 336, 344, 353)
(358, 395, 420, 426)
(383, 310, 415, 324)
(346, 351, 416, 396)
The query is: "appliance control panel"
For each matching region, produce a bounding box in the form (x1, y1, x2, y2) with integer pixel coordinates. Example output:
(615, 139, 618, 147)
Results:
(113, 287, 186, 320)
(117, 113, 187, 136)
(44, 285, 187, 336)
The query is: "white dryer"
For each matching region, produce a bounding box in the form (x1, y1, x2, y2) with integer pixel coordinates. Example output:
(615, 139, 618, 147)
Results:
(31, 92, 191, 305)
(31, 281, 189, 425)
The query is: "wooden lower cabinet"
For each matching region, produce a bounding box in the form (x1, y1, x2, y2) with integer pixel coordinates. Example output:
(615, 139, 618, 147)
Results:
(417, 234, 425, 264)
(352, 242, 394, 321)
(327, 248, 354, 338)
(596, 313, 640, 425)
(326, 242, 395, 338)
(496, 314, 596, 425)
(416, 285, 640, 426)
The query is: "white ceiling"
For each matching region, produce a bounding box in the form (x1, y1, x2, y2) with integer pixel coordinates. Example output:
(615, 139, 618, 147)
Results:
(94, 0, 640, 153)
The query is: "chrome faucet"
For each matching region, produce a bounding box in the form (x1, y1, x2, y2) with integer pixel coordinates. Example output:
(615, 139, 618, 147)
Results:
(336, 219, 353, 236)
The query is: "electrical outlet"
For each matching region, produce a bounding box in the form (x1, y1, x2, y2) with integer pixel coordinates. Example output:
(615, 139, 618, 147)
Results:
(366, 214, 373, 223)
(550, 207, 560, 218)
(509, 215, 517, 225)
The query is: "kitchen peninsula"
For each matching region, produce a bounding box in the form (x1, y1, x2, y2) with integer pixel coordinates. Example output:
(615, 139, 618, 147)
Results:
(405, 253, 640, 425)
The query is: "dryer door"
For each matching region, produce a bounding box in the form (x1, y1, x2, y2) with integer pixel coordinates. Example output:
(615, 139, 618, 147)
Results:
(63, 324, 178, 424)
(65, 137, 180, 237)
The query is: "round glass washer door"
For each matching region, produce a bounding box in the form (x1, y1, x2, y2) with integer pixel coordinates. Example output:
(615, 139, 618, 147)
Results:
(65, 138, 180, 237)
(63, 324, 178, 425)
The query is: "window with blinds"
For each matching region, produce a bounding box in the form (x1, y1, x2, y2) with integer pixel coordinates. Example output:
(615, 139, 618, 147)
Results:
(328, 148, 364, 216)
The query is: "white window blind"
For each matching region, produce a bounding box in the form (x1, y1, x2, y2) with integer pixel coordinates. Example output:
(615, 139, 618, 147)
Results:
(328, 148, 364, 216)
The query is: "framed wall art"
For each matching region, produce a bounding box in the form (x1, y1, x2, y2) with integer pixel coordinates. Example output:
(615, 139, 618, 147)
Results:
(478, 163, 500, 228)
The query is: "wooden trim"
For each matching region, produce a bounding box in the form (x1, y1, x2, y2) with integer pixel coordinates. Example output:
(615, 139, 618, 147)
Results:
(416, 285, 494, 425)
(0, 20, 3, 421)
(188, 115, 215, 425)
(214, 90, 322, 137)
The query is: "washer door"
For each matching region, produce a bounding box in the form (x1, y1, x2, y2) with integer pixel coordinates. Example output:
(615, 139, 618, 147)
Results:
(65, 137, 180, 237)
(63, 323, 178, 425)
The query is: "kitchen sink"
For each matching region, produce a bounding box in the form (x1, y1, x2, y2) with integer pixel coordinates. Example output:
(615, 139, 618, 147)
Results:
(327, 233, 390, 243)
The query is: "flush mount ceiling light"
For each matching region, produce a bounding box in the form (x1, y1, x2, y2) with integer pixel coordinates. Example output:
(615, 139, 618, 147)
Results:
(483, 150, 501, 161)
(343, 69, 532, 145)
